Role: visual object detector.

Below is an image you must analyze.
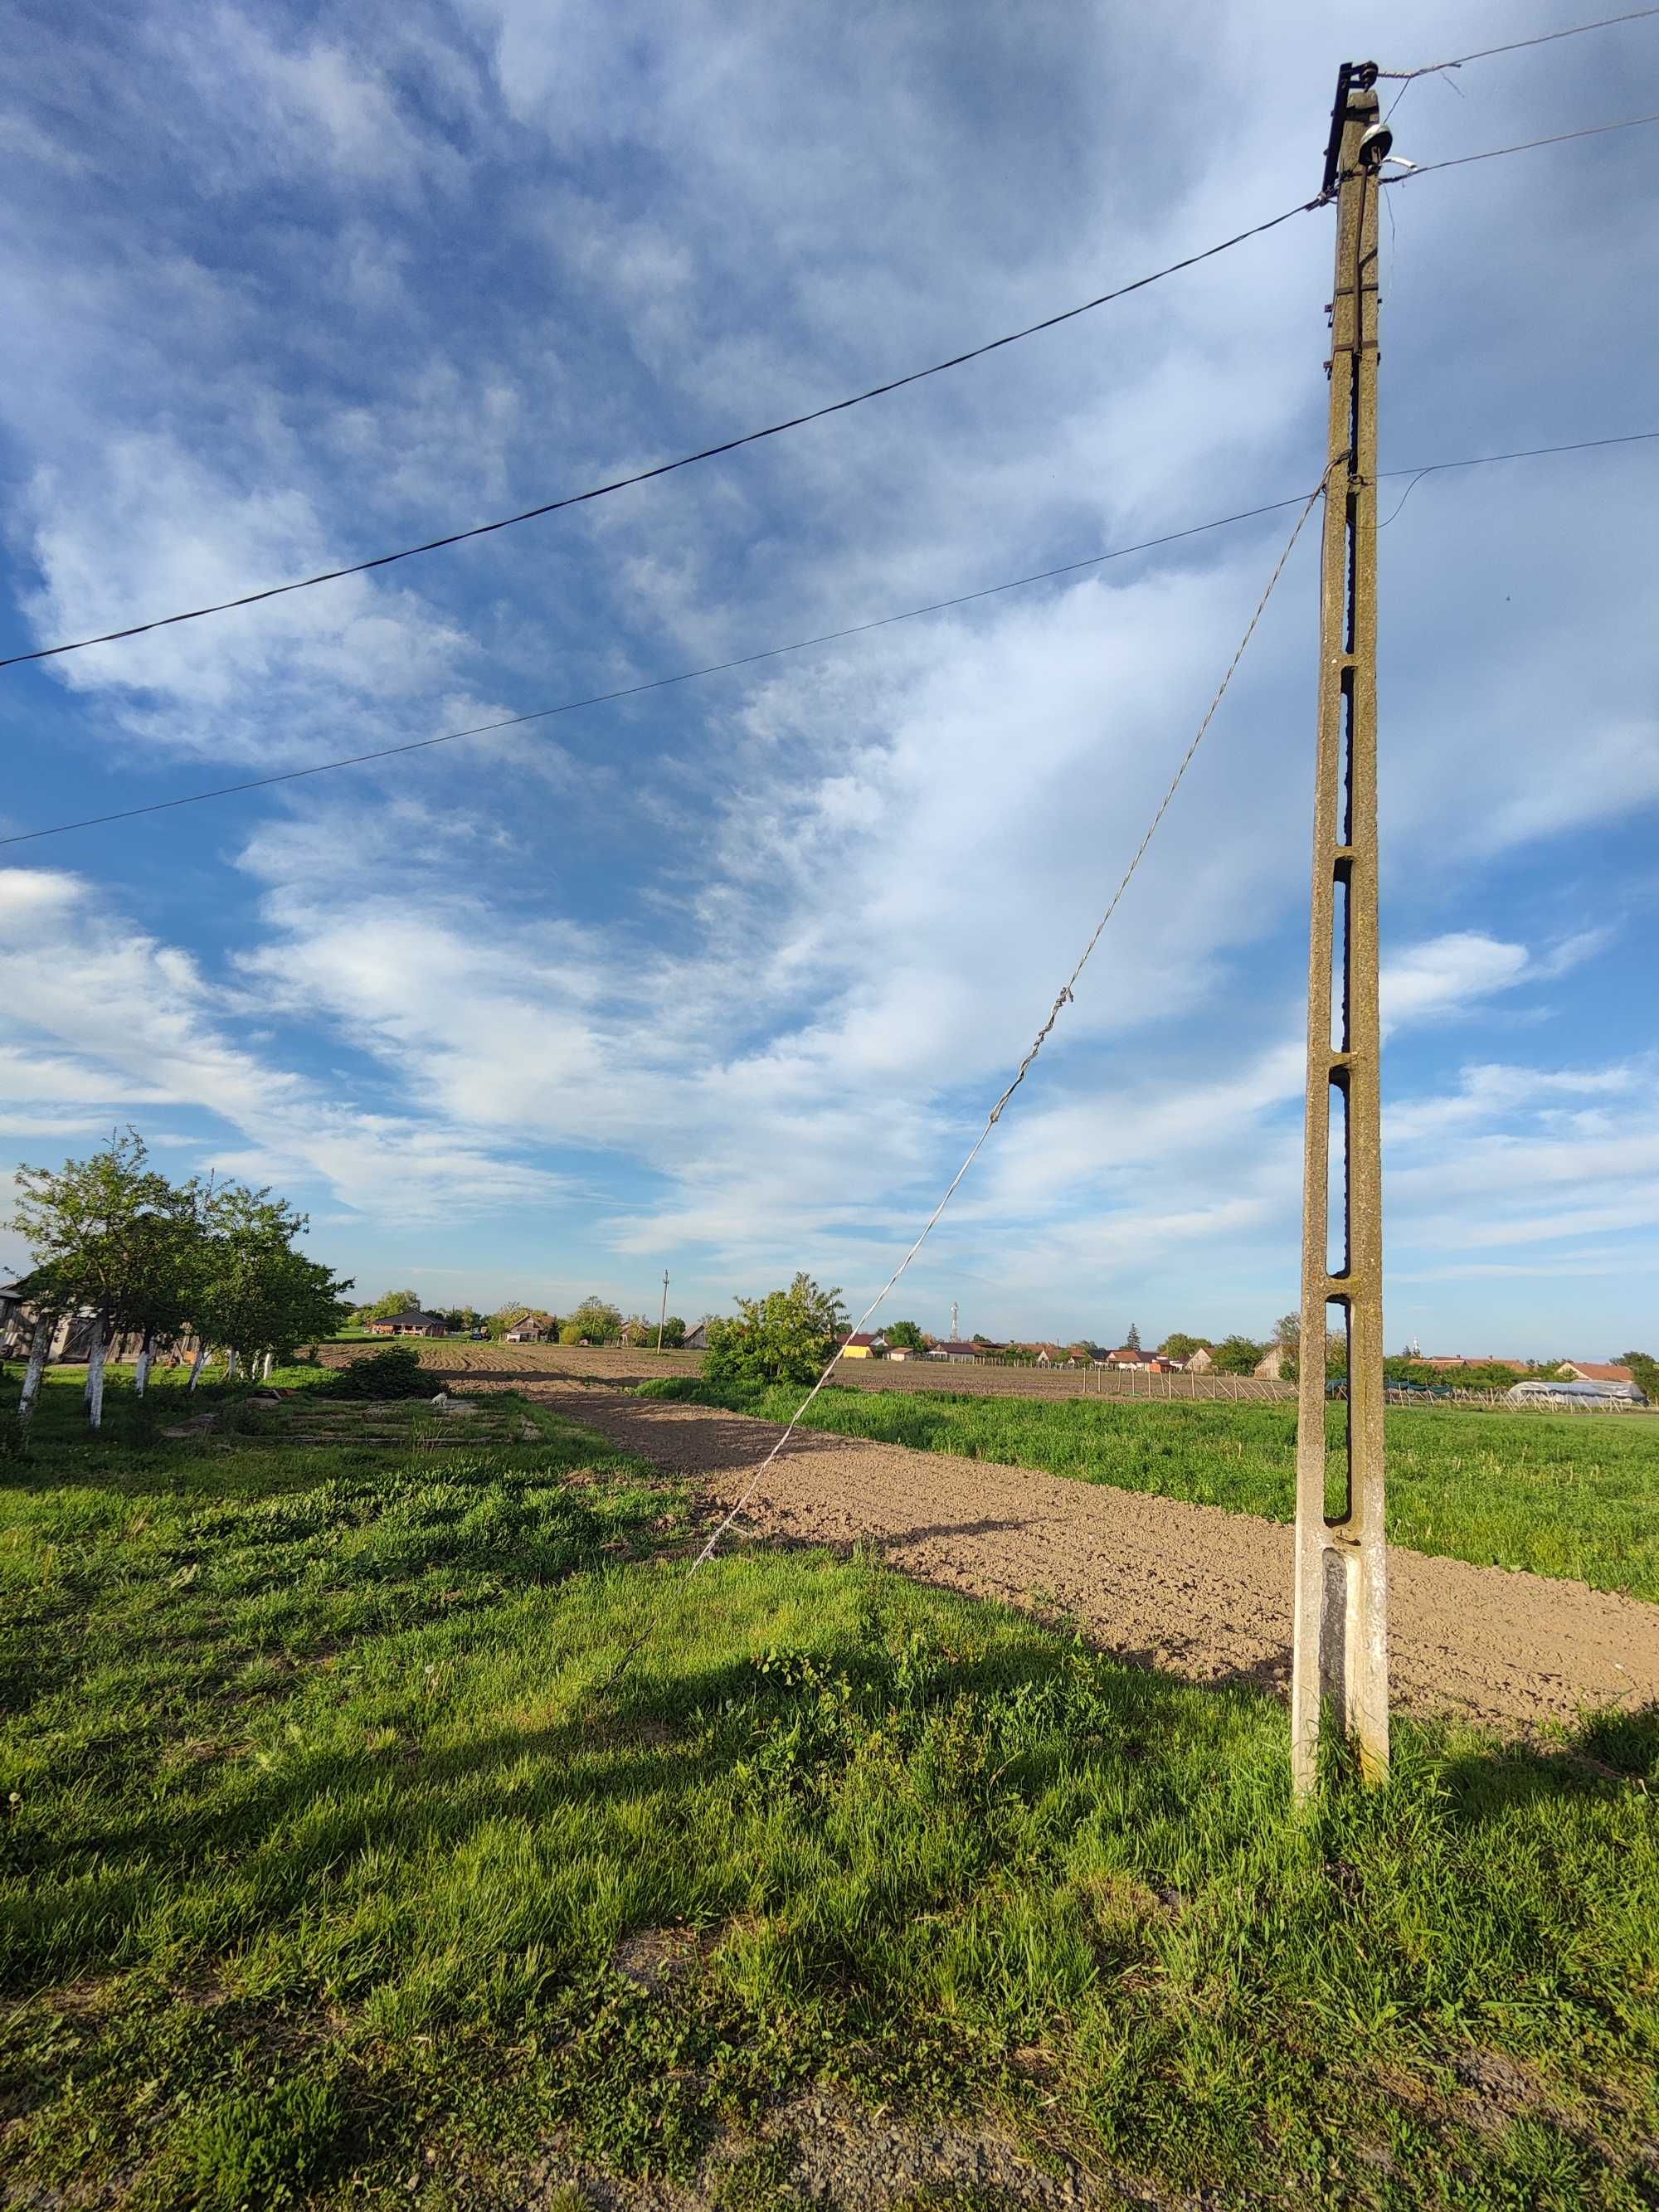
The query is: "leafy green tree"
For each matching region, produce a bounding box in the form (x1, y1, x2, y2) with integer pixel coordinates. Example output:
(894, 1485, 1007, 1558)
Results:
(1125, 1322, 1141, 1351)
(8, 1128, 196, 1428)
(659, 1315, 687, 1349)
(1158, 1332, 1211, 1364)
(193, 1185, 353, 1379)
(884, 1320, 927, 1352)
(1271, 1313, 1301, 1349)
(485, 1303, 532, 1340)
(705, 1272, 848, 1388)
(1211, 1334, 1266, 1376)
(561, 1297, 624, 1345)
(366, 1289, 421, 1321)
(1618, 1350, 1658, 1402)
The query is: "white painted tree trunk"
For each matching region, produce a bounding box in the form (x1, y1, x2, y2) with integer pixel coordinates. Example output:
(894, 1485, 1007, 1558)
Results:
(225, 1349, 237, 1382)
(17, 1315, 52, 1424)
(85, 1320, 108, 1431)
(134, 1330, 153, 1398)
(260, 1350, 275, 1382)
(187, 1344, 208, 1392)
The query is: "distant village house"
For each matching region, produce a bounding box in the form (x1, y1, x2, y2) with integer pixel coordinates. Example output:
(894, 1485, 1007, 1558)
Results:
(504, 1313, 556, 1343)
(369, 1310, 450, 1338)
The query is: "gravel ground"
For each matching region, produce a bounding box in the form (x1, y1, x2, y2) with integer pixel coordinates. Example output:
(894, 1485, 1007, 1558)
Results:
(533, 1388, 1659, 1738)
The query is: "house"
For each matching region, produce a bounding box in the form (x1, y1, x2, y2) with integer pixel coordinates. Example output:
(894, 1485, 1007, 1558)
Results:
(839, 1333, 886, 1359)
(683, 1320, 711, 1352)
(1105, 1345, 1160, 1369)
(1185, 1346, 1215, 1373)
(1559, 1361, 1636, 1386)
(1253, 1345, 1292, 1380)
(369, 1310, 450, 1338)
(927, 1340, 982, 1362)
(886, 1344, 915, 1360)
(504, 1313, 556, 1344)
(1030, 1344, 1064, 1366)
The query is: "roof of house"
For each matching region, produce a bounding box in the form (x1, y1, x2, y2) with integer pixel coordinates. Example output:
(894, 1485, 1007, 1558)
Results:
(928, 1340, 982, 1357)
(1564, 1360, 1634, 1384)
(843, 1333, 884, 1349)
(375, 1310, 448, 1327)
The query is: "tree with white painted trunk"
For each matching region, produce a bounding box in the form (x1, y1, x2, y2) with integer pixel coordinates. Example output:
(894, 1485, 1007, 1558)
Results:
(7, 1130, 192, 1432)
(10, 1261, 69, 1427)
(191, 1183, 353, 1382)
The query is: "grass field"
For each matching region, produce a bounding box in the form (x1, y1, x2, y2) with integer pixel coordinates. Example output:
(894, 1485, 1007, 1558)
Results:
(637, 1381, 1659, 1603)
(2, 1366, 1657, 2209)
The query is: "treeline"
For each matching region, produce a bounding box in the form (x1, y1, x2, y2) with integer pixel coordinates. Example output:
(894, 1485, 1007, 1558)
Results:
(7, 1130, 352, 1430)
(348, 1292, 689, 1348)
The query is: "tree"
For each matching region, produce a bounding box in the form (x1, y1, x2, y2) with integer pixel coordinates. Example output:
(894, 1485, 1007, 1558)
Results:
(1158, 1332, 1211, 1364)
(659, 1315, 687, 1349)
(8, 1129, 195, 1429)
(1211, 1334, 1266, 1376)
(1271, 1313, 1301, 1349)
(705, 1272, 848, 1388)
(1125, 1322, 1141, 1351)
(561, 1296, 624, 1345)
(883, 1320, 927, 1351)
(193, 1184, 353, 1379)
(366, 1289, 421, 1321)
(1618, 1350, 1659, 1403)
(486, 1303, 532, 1340)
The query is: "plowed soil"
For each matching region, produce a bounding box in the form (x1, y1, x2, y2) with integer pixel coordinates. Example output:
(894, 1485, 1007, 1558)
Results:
(530, 1387, 1659, 1738)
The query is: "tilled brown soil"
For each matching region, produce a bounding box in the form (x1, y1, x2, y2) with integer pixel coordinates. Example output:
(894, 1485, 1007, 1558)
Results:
(534, 1388, 1659, 1738)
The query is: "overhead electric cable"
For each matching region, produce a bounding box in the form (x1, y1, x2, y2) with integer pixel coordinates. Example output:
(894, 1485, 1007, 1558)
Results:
(604, 479, 1329, 1686)
(3, 427, 1654, 852)
(1377, 6, 1659, 79)
(0, 200, 1320, 673)
(1380, 109, 1659, 178)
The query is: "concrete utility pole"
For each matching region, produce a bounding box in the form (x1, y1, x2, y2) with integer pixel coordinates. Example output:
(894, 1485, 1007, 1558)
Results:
(657, 1270, 669, 1351)
(1292, 63, 1391, 1796)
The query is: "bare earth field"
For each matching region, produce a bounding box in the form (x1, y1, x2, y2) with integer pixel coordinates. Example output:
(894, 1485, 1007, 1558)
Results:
(316, 1339, 707, 1384)
(521, 1385, 1659, 1738)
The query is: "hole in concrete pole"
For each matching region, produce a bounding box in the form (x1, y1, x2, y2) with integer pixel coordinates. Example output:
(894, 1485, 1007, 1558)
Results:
(1340, 666, 1355, 847)
(1325, 1300, 1353, 1525)
(1326, 1072, 1350, 1281)
(1330, 863, 1350, 1053)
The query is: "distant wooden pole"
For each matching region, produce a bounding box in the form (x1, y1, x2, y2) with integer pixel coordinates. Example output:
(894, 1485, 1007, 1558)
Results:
(657, 1271, 669, 1351)
(1292, 62, 1390, 1796)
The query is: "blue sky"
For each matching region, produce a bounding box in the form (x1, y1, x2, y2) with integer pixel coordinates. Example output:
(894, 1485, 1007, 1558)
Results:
(1, 2, 1656, 1357)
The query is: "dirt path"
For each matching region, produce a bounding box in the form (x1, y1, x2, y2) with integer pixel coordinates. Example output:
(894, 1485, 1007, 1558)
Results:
(541, 1388, 1659, 1736)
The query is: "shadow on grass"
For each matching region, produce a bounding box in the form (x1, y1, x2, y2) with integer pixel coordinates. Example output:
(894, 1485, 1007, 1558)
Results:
(1440, 1700, 1659, 1811)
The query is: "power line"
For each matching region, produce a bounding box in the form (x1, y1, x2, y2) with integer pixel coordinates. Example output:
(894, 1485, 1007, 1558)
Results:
(0, 200, 1320, 675)
(3, 429, 1654, 851)
(1382, 109, 1659, 179)
(1377, 6, 1659, 78)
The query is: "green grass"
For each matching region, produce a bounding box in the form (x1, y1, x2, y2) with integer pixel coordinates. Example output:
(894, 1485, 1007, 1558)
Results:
(639, 1380, 1659, 1602)
(1, 1369, 1656, 2208)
